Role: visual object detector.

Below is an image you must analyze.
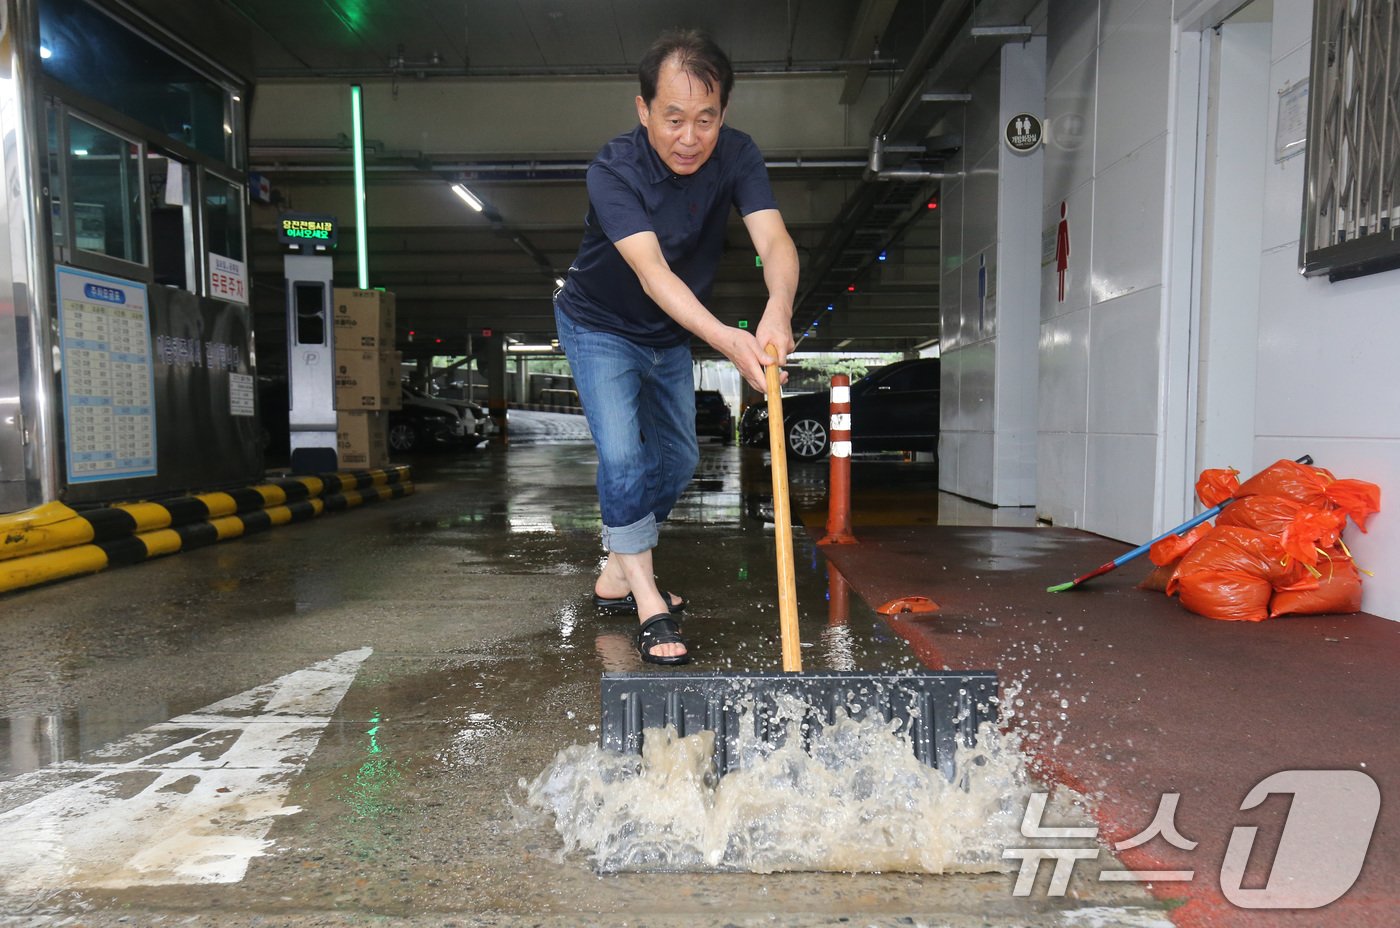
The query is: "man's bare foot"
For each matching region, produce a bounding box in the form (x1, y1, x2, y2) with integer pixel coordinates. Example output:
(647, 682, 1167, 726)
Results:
(594, 553, 683, 609)
(607, 551, 687, 661)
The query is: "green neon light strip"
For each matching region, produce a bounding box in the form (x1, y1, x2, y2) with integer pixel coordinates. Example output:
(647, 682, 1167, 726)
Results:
(351, 84, 368, 289)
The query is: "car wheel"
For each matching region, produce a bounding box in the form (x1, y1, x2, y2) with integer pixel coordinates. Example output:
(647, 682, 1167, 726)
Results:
(388, 421, 420, 453)
(786, 417, 829, 459)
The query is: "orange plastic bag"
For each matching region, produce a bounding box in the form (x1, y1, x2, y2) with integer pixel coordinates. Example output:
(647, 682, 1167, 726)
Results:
(1195, 468, 1240, 508)
(1271, 550, 1363, 617)
(1216, 495, 1303, 535)
(1150, 522, 1214, 566)
(1280, 506, 1347, 568)
(1236, 459, 1337, 508)
(1325, 479, 1382, 532)
(1167, 526, 1306, 621)
(1139, 522, 1213, 592)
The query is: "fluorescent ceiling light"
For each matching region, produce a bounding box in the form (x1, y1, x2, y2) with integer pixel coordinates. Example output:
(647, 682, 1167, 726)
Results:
(451, 183, 484, 212)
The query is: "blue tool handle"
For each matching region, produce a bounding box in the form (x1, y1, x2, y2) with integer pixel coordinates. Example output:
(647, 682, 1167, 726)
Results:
(1110, 454, 1313, 568)
(1111, 502, 1228, 568)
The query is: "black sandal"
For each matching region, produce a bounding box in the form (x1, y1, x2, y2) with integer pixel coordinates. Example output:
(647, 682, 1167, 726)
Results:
(594, 591, 685, 614)
(636, 614, 690, 665)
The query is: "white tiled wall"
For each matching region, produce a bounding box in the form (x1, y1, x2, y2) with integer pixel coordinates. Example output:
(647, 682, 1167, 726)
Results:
(1037, 0, 1169, 541)
(1094, 1, 1171, 169)
(1250, 1, 1400, 619)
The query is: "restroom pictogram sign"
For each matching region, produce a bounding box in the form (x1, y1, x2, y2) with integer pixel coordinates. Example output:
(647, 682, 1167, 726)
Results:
(1005, 113, 1043, 153)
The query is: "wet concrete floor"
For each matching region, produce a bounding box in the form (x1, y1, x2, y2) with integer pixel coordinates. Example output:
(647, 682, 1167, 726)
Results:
(0, 419, 1172, 927)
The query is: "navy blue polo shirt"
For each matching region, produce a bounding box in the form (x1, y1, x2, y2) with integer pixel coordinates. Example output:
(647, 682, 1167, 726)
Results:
(554, 123, 779, 348)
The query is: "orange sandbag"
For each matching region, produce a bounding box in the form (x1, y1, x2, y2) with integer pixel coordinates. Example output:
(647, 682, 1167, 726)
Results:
(1236, 459, 1336, 508)
(1216, 495, 1303, 535)
(1140, 523, 1213, 592)
(1325, 479, 1382, 532)
(1168, 526, 1307, 621)
(1271, 550, 1363, 617)
(1139, 563, 1176, 592)
(1280, 506, 1347, 567)
(1149, 522, 1214, 565)
(1196, 468, 1240, 508)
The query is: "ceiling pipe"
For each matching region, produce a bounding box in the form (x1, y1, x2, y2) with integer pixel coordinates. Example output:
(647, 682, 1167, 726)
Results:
(867, 0, 972, 141)
(866, 134, 959, 182)
(863, 0, 972, 181)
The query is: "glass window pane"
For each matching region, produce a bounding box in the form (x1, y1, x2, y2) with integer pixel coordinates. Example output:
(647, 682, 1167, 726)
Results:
(147, 152, 193, 289)
(67, 114, 143, 264)
(204, 176, 244, 262)
(40, 0, 234, 165)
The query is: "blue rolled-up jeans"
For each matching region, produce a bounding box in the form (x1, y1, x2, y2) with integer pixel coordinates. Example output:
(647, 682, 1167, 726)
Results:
(554, 306, 699, 554)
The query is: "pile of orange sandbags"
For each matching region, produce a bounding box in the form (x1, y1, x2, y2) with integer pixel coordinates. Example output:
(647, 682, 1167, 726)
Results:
(1141, 459, 1380, 621)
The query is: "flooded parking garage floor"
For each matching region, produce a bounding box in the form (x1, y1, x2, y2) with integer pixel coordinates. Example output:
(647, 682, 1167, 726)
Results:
(0, 418, 1359, 927)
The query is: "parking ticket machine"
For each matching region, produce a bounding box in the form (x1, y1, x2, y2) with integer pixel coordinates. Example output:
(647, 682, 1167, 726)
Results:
(280, 212, 339, 474)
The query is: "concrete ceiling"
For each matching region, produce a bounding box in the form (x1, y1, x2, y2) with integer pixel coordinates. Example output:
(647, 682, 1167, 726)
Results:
(126, 0, 1040, 363)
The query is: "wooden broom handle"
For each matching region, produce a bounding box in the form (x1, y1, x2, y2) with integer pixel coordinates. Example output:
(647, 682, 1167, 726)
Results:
(764, 345, 803, 672)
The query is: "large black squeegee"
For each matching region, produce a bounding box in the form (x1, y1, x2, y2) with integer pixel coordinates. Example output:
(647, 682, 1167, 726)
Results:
(598, 347, 998, 780)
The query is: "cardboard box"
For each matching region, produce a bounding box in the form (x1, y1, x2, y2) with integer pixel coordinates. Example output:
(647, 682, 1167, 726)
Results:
(380, 351, 403, 410)
(335, 349, 387, 410)
(333, 288, 396, 349)
(337, 410, 389, 469)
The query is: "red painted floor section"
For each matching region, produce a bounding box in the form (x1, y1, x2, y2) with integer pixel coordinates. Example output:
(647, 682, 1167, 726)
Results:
(812, 523, 1398, 928)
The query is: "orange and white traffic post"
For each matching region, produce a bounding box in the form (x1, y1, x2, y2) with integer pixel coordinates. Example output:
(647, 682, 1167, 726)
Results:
(818, 374, 858, 545)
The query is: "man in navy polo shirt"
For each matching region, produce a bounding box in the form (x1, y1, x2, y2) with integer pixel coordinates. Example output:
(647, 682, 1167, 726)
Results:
(554, 29, 798, 665)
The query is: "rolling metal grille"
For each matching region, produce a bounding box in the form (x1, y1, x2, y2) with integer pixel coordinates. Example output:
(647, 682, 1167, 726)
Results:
(1301, 0, 1400, 280)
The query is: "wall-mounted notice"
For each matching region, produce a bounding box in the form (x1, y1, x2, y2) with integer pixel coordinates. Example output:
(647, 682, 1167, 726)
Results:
(1275, 79, 1308, 162)
(229, 372, 255, 417)
(56, 266, 157, 483)
(209, 252, 248, 304)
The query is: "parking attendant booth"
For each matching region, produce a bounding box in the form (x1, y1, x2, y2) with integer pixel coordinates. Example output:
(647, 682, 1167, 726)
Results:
(0, 0, 258, 514)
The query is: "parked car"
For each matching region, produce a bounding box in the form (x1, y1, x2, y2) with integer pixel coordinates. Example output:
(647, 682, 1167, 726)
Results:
(402, 384, 489, 450)
(388, 392, 466, 453)
(694, 390, 733, 443)
(739, 357, 940, 460)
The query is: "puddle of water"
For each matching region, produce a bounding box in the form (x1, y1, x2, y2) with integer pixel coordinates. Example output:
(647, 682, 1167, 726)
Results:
(523, 702, 1035, 874)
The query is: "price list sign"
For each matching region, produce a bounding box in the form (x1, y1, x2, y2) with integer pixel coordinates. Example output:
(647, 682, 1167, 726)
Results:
(56, 267, 158, 483)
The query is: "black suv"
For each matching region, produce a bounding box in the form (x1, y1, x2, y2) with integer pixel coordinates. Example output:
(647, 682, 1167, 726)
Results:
(694, 390, 733, 444)
(739, 357, 939, 459)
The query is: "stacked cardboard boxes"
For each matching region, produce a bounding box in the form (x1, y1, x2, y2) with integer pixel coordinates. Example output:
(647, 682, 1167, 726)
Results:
(336, 409, 389, 469)
(333, 289, 400, 468)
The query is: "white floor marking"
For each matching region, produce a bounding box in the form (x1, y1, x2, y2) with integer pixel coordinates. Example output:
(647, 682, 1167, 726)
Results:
(0, 648, 371, 894)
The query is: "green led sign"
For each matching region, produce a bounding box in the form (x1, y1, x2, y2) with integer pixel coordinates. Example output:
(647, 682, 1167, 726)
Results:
(277, 212, 339, 250)
(738, 319, 749, 329)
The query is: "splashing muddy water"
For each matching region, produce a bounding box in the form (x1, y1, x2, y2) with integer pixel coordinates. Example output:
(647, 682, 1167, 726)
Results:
(524, 707, 1038, 874)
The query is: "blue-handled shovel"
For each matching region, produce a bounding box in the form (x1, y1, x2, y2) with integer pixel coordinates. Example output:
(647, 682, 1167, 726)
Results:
(1046, 454, 1313, 592)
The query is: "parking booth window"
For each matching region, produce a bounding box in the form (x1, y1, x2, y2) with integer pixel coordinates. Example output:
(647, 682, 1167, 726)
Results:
(204, 174, 245, 263)
(39, 0, 247, 297)
(64, 114, 144, 266)
(146, 150, 195, 291)
(38, 0, 239, 168)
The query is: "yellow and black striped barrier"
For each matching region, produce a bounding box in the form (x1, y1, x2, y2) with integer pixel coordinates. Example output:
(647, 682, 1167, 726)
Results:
(0, 466, 413, 595)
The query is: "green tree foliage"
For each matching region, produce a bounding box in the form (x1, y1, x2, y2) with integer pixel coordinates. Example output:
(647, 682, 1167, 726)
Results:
(787, 353, 902, 392)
